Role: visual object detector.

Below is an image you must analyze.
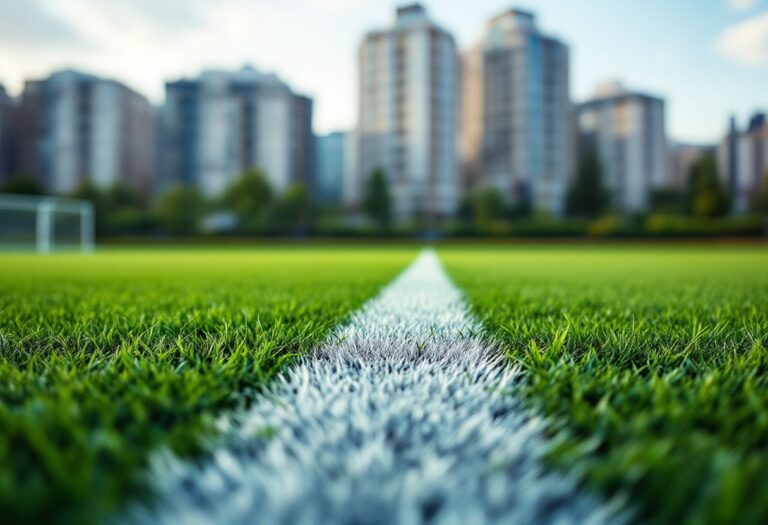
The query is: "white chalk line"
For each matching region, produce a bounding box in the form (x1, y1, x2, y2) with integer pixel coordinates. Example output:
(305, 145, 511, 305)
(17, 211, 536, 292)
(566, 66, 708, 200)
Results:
(126, 250, 627, 524)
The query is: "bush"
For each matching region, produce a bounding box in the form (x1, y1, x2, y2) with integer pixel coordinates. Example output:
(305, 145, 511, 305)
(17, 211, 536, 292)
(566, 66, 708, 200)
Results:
(158, 185, 205, 235)
(645, 214, 763, 237)
(222, 169, 274, 234)
(587, 215, 625, 236)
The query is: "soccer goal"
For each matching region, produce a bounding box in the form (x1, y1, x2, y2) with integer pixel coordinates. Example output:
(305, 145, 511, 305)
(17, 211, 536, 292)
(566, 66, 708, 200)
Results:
(0, 194, 95, 253)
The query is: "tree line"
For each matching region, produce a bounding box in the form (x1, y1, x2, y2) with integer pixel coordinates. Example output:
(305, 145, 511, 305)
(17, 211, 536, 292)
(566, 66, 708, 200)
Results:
(2, 157, 767, 236)
(0, 169, 312, 236)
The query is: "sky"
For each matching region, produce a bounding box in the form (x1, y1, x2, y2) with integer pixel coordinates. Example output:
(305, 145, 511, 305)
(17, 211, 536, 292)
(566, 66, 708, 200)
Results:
(0, 0, 766, 143)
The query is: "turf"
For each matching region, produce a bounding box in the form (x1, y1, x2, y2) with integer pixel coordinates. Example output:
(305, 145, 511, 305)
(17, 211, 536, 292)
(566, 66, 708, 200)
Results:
(442, 245, 768, 525)
(0, 247, 415, 525)
(133, 251, 618, 525)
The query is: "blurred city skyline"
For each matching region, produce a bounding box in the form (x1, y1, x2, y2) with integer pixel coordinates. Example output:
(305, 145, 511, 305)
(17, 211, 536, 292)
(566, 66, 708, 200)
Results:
(0, 0, 767, 142)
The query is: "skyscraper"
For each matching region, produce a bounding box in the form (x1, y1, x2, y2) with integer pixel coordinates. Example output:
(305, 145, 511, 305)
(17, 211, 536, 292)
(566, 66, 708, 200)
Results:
(315, 131, 349, 204)
(718, 113, 768, 212)
(461, 9, 571, 215)
(161, 67, 313, 198)
(0, 84, 14, 185)
(292, 95, 315, 192)
(16, 70, 155, 196)
(577, 82, 667, 212)
(355, 4, 460, 221)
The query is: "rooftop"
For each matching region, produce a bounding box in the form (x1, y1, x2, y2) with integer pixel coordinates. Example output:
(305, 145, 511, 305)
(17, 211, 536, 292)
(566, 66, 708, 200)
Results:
(580, 80, 665, 105)
(396, 3, 427, 22)
(489, 8, 535, 25)
(364, 3, 451, 39)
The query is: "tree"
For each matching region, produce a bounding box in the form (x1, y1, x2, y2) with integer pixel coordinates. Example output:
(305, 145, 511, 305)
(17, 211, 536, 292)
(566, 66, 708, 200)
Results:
(275, 183, 312, 233)
(750, 171, 768, 214)
(507, 182, 533, 219)
(158, 184, 204, 235)
(472, 187, 505, 228)
(457, 195, 474, 224)
(650, 188, 686, 214)
(107, 183, 143, 210)
(751, 171, 768, 237)
(1, 175, 44, 195)
(222, 168, 274, 233)
(363, 168, 391, 227)
(72, 182, 153, 236)
(686, 155, 730, 217)
(72, 181, 109, 235)
(566, 154, 610, 217)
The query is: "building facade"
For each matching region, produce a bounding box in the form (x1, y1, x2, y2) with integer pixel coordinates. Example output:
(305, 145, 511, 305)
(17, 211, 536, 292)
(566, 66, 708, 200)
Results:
(16, 70, 155, 196)
(355, 4, 460, 221)
(577, 82, 667, 212)
(161, 67, 313, 198)
(292, 95, 315, 192)
(315, 131, 349, 204)
(718, 113, 768, 212)
(461, 9, 571, 215)
(0, 84, 14, 185)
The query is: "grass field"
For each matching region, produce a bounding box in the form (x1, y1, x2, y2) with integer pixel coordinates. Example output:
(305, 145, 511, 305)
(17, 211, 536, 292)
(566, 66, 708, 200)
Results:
(0, 247, 415, 524)
(1, 245, 767, 524)
(442, 246, 768, 525)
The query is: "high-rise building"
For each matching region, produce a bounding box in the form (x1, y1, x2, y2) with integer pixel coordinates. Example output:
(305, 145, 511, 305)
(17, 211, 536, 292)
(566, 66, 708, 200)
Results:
(718, 113, 768, 212)
(315, 131, 349, 204)
(461, 9, 571, 215)
(577, 82, 667, 212)
(16, 70, 155, 195)
(355, 4, 460, 221)
(0, 84, 14, 185)
(292, 95, 315, 192)
(161, 66, 313, 198)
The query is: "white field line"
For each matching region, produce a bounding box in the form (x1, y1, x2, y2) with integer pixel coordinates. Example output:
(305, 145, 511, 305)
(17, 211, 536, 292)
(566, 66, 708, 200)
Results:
(128, 250, 626, 524)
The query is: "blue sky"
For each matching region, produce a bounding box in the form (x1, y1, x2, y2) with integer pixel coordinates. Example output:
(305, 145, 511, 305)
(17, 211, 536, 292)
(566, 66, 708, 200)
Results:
(0, 0, 766, 143)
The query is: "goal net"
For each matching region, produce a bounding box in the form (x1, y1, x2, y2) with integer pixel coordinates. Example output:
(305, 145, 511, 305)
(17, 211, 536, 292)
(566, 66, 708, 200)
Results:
(0, 194, 95, 252)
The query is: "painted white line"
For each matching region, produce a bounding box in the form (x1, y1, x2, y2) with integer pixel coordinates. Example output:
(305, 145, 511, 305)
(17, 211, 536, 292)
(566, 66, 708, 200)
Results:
(129, 250, 625, 524)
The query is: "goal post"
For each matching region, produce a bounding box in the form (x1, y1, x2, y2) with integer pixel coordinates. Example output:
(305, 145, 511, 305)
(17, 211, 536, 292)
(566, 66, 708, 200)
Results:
(0, 193, 95, 253)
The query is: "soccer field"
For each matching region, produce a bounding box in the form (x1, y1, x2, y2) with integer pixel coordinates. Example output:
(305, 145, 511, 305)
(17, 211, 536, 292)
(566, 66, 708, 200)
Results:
(0, 248, 416, 524)
(442, 246, 768, 525)
(1, 245, 767, 524)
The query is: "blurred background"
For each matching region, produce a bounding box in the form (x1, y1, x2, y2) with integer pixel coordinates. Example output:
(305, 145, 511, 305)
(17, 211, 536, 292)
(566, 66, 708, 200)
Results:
(1, 0, 767, 246)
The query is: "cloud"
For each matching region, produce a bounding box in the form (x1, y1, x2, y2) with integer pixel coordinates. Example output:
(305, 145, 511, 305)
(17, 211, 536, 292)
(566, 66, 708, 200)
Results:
(0, 0, 90, 51)
(95, 0, 208, 29)
(717, 11, 768, 66)
(0, 0, 363, 129)
(728, 0, 759, 11)
(310, 0, 362, 9)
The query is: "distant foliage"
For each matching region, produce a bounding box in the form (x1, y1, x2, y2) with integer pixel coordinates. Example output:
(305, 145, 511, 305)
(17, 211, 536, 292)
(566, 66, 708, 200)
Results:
(1, 174, 44, 195)
(750, 171, 768, 214)
(566, 153, 610, 217)
(159, 184, 205, 235)
(363, 168, 392, 227)
(650, 188, 686, 214)
(222, 168, 274, 233)
(220, 170, 315, 234)
(72, 181, 155, 236)
(275, 183, 312, 233)
(472, 187, 505, 227)
(458, 187, 507, 230)
(686, 155, 730, 217)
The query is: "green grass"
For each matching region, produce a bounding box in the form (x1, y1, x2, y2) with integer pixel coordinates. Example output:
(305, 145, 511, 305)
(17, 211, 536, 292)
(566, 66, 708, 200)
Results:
(4, 244, 768, 524)
(0, 247, 415, 525)
(442, 245, 768, 525)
